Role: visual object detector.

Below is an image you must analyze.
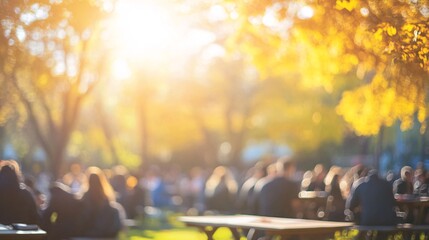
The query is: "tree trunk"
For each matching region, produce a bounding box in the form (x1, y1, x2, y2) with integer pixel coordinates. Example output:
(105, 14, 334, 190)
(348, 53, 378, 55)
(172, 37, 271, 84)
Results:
(194, 114, 217, 167)
(0, 127, 5, 158)
(374, 127, 384, 169)
(96, 102, 120, 165)
(420, 122, 428, 164)
(225, 104, 251, 167)
(139, 99, 149, 164)
(51, 148, 65, 180)
(230, 133, 245, 168)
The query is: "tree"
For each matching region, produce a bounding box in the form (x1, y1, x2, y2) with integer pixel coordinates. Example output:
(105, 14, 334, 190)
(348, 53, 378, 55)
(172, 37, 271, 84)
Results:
(224, 0, 429, 137)
(0, 0, 110, 178)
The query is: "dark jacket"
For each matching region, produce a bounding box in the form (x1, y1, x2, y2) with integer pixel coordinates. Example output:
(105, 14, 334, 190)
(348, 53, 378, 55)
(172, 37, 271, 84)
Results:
(0, 165, 40, 225)
(78, 197, 124, 238)
(0, 185, 40, 225)
(42, 182, 124, 239)
(42, 183, 81, 240)
(393, 178, 413, 195)
(347, 172, 397, 226)
(258, 176, 299, 218)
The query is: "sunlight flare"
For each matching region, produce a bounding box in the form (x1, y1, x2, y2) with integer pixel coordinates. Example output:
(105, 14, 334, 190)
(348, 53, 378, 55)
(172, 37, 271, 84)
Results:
(111, 0, 176, 59)
(111, 58, 132, 80)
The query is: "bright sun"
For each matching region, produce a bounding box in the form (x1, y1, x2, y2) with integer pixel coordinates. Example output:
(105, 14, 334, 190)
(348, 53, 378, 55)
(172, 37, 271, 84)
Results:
(107, 0, 220, 81)
(110, 0, 176, 60)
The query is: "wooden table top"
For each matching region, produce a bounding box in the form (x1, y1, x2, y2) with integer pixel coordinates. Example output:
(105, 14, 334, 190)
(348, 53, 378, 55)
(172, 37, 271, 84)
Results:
(395, 195, 429, 208)
(298, 191, 329, 199)
(179, 215, 353, 232)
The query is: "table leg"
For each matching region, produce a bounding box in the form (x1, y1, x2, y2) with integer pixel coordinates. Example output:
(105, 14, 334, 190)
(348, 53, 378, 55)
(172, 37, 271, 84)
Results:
(415, 206, 428, 224)
(228, 227, 242, 240)
(266, 232, 333, 240)
(246, 228, 256, 240)
(198, 226, 218, 240)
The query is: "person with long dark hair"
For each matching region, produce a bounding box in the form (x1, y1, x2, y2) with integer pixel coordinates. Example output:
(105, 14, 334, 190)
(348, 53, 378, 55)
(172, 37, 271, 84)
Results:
(204, 166, 238, 214)
(0, 160, 40, 225)
(76, 166, 125, 238)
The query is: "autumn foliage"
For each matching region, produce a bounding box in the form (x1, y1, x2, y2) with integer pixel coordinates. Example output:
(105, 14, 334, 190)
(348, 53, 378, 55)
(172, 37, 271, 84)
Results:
(228, 0, 429, 135)
(1, 0, 429, 173)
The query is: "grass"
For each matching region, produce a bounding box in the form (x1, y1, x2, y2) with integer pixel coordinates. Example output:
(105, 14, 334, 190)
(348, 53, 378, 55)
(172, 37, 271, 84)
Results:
(120, 211, 241, 240)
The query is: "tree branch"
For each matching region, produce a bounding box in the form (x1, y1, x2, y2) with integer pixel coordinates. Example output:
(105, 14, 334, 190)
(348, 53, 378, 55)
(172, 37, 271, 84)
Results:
(11, 73, 54, 160)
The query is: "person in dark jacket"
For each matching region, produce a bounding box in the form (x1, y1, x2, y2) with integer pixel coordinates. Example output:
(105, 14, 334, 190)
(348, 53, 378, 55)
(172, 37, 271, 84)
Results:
(258, 157, 300, 218)
(346, 169, 397, 226)
(236, 162, 267, 214)
(42, 182, 81, 240)
(393, 166, 414, 223)
(414, 169, 429, 196)
(77, 166, 125, 238)
(0, 160, 40, 225)
(325, 171, 346, 221)
(393, 166, 414, 195)
(204, 166, 238, 214)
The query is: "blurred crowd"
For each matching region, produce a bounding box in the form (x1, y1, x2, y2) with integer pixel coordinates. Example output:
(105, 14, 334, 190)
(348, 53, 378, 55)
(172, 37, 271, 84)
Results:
(1, 156, 429, 239)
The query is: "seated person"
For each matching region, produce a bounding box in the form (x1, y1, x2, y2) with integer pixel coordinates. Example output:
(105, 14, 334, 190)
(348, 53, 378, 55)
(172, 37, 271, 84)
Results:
(43, 167, 125, 239)
(346, 169, 397, 226)
(0, 160, 40, 225)
(413, 169, 428, 196)
(393, 166, 414, 223)
(76, 167, 125, 238)
(393, 166, 414, 195)
(42, 182, 81, 240)
(258, 157, 300, 218)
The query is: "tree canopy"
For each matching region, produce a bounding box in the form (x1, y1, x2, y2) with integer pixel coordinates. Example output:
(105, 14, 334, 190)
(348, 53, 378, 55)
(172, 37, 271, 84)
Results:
(1, 0, 428, 174)
(227, 0, 429, 136)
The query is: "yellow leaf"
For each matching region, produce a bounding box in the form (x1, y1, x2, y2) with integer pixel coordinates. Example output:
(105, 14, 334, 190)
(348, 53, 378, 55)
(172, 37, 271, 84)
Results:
(335, 0, 358, 11)
(374, 28, 383, 41)
(402, 23, 414, 32)
(50, 212, 58, 223)
(386, 26, 397, 36)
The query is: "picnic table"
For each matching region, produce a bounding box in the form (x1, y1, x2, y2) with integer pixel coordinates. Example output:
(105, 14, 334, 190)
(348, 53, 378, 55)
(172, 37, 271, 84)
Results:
(179, 215, 353, 240)
(0, 224, 46, 240)
(395, 194, 429, 224)
(298, 191, 329, 199)
(298, 191, 329, 219)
